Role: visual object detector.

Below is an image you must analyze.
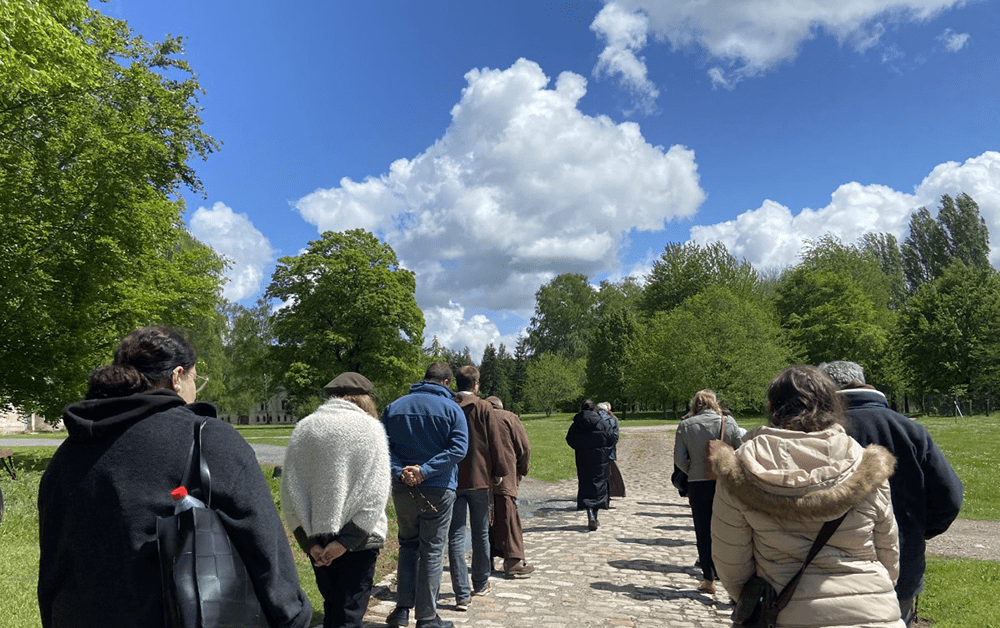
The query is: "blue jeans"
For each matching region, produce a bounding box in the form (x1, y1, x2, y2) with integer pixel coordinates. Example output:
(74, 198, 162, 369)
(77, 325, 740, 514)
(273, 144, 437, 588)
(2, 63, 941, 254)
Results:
(393, 485, 455, 623)
(448, 488, 491, 602)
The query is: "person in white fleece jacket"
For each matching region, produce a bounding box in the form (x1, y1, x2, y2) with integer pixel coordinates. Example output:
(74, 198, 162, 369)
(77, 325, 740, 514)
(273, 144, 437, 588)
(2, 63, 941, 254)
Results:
(282, 372, 391, 628)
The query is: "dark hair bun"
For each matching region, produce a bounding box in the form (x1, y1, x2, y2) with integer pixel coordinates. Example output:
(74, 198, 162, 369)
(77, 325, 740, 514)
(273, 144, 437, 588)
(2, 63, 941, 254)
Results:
(86, 364, 149, 399)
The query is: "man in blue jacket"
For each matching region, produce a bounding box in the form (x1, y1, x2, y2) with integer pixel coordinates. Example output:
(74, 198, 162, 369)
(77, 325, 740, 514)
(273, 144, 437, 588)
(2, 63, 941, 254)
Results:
(819, 360, 963, 627)
(382, 362, 469, 628)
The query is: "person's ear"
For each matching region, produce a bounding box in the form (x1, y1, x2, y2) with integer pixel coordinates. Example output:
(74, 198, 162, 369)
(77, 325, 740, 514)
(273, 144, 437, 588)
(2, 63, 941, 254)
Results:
(172, 366, 184, 391)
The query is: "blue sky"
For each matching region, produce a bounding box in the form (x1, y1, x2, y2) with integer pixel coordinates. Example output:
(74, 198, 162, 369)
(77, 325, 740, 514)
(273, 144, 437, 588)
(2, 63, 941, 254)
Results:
(101, 0, 999, 360)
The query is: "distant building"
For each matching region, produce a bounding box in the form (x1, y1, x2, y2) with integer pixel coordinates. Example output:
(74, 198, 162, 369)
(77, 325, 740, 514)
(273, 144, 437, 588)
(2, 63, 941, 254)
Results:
(218, 393, 295, 426)
(0, 406, 62, 434)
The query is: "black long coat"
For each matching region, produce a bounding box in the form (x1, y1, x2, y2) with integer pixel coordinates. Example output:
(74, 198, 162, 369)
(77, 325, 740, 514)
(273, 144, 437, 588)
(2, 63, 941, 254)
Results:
(565, 409, 618, 510)
(38, 390, 312, 628)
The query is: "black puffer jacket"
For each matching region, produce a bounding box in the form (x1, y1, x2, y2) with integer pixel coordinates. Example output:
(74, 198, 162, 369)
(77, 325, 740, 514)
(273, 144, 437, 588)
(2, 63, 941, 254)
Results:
(38, 390, 312, 628)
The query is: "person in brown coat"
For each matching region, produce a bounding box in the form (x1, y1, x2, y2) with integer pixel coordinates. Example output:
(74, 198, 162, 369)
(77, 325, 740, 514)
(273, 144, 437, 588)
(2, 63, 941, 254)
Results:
(484, 396, 534, 579)
(447, 366, 510, 610)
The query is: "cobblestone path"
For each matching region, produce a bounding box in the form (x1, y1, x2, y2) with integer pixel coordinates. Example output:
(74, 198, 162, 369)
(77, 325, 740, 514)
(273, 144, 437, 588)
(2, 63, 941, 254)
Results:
(364, 425, 735, 627)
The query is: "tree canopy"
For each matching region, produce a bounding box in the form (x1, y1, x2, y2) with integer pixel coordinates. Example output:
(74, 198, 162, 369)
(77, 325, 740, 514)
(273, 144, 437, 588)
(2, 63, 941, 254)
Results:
(1, 0, 222, 419)
(266, 229, 424, 410)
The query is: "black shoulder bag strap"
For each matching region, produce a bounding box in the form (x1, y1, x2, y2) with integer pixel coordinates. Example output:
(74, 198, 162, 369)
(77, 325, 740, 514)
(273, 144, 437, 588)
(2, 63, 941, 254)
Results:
(179, 419, 213, 508)
(774, 510, 850, 611)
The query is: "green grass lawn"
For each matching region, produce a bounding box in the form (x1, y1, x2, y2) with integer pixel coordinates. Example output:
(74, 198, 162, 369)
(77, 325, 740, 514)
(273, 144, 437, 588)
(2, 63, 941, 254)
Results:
(918, 415, 1000, 521)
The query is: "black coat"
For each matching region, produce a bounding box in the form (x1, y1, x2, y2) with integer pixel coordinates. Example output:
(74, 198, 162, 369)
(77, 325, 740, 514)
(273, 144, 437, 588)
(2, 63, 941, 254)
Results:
(565, 409, 618, 510)
(38, 390, 312, 628)
(840, 389, 964, 599)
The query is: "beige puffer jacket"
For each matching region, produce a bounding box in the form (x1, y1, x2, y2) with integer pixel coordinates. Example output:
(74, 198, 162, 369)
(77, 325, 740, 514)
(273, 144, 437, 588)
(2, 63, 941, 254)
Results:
(710, 424, 905, 628)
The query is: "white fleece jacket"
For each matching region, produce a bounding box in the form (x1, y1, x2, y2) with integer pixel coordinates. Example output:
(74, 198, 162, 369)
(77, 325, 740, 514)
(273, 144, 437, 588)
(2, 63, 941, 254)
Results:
(281, 397, 390, 549)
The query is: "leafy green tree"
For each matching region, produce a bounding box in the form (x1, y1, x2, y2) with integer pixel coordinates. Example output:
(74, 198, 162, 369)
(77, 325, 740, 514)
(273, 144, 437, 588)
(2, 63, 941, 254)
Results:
(901, 194, 990, 291)
(776, 269, 888, 367)
(629, 285, 794, 412)
(641, 241, 759, 315)
(508, 336, 530, 414)
(525, 273, 597, 360)
(522, 353, 586, 416)
(585, 305, 637, 418)
(266, 229, 424, 412)
(859, 232, 907, 309)
(215, 299, 275, 417)
(479, 343, 513, 403)
(775, 236, 897, 372)
(897, 262, 1000, 397)
(1, 1, 220, 419)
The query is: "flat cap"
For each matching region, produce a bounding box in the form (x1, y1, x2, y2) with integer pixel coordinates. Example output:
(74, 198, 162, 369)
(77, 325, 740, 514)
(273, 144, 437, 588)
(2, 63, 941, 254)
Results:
(324, 372, 373, 396)
(485, 395, 503, 410)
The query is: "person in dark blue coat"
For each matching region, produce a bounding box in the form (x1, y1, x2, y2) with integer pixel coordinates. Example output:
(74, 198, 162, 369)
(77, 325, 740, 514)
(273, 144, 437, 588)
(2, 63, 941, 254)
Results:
(566, 399, 617, 531)
(819, 360, 963, 627)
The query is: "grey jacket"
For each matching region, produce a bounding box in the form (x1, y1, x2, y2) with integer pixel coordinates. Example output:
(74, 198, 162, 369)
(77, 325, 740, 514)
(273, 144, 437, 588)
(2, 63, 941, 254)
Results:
(673, 410, 743, 482)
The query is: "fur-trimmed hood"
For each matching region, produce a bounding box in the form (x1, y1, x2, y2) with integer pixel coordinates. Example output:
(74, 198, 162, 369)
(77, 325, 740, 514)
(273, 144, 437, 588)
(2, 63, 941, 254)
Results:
(710, 423, 896, 521)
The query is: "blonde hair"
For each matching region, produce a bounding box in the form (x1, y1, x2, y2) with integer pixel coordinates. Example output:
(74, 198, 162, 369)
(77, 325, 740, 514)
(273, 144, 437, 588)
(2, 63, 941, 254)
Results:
(689, 389, 722, 416)
(341, 393, 378, 419)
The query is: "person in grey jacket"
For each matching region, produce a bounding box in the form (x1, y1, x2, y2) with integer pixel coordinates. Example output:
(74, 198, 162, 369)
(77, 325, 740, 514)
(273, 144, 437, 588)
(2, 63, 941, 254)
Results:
(673, 389, 743, 593)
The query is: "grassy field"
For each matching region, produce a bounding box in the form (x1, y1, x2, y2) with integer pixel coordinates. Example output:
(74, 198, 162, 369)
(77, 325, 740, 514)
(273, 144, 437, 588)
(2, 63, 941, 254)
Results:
(1, 413, 998, 627)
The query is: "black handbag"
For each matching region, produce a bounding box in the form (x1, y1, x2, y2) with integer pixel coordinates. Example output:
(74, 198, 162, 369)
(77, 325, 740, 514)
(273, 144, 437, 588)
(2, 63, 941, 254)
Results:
(156, 419, 269, 628)
(671, 464, 689, 497)
(731, 511, 849, 628)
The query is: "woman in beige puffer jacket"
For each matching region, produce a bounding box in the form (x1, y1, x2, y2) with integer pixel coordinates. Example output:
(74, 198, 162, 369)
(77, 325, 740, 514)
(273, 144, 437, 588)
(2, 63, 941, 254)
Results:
(710, 365, 905, 628)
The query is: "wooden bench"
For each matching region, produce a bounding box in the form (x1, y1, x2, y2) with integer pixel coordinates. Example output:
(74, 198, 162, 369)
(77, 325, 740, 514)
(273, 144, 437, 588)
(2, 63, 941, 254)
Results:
(0, 448, 15, 480)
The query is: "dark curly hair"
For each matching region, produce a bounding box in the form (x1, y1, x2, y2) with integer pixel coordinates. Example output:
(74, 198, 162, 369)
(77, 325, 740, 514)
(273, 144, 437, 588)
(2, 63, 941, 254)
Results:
(86, 326, 197, 399)
(765, 365, 844, 433)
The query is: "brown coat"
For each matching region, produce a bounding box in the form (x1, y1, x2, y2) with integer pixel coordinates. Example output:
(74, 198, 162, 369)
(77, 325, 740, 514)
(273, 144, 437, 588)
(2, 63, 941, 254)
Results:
(493, 409, 530, 497)
(710, 425, 904, 628)
(456, 392, 510, 490)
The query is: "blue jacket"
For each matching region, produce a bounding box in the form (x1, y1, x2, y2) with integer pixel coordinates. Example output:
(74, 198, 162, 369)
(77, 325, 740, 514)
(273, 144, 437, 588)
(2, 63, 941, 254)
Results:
(840, 389, 963, 599)
(382, 380, 469, 490)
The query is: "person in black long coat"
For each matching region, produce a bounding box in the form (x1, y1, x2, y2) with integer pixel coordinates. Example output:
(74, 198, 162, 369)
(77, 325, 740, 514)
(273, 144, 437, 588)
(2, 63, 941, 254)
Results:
(565, 399, 618, 531)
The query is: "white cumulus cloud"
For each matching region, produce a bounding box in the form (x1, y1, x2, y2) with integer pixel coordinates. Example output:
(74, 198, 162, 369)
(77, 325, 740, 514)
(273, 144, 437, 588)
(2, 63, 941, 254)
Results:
(294, 58, 705, 351)
(592, 0, 968, 94)
(937, 28, 970, 52)
(689, 151, 1000, 269)
(188, 202, 276, 302)
(591, 2, 659, 112)
(423, 302, 522, 364)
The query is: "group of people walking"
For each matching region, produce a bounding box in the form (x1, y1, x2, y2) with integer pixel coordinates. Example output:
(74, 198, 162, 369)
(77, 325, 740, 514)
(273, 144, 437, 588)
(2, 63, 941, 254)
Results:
(673, 362, 963, 628)
(36, 328, 533, 628)
(35, 324, 964, 628)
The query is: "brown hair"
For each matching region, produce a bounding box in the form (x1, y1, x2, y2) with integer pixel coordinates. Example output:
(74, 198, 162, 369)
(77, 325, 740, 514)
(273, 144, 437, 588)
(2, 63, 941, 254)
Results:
(689, 389, 722, 416)
(87, 326, 196, 399)
(766, 365, 844, 433)
(456, 365, 480, 392)
(424, 361, 454, 385)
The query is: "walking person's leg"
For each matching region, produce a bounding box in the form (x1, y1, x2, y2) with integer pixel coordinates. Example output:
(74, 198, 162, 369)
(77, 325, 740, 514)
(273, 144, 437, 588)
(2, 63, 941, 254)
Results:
(447, 490, 471, 605)
(466, 488, 492, 593)
(688, 481, 718, 591)
(389, 487, 418, 626)
(415, 488, 456, 624)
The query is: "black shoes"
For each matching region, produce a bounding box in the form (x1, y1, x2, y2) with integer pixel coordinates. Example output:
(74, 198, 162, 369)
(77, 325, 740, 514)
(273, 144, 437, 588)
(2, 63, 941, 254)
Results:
(386, 606, 410, 627)
(587, 507, 599, 531)
(415, 615, 453, 628)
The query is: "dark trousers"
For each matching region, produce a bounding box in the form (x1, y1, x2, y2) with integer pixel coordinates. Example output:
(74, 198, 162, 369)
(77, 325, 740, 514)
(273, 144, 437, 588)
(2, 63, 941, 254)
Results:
(688, 480, 717, 581)
(313, 547, 379, 628)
